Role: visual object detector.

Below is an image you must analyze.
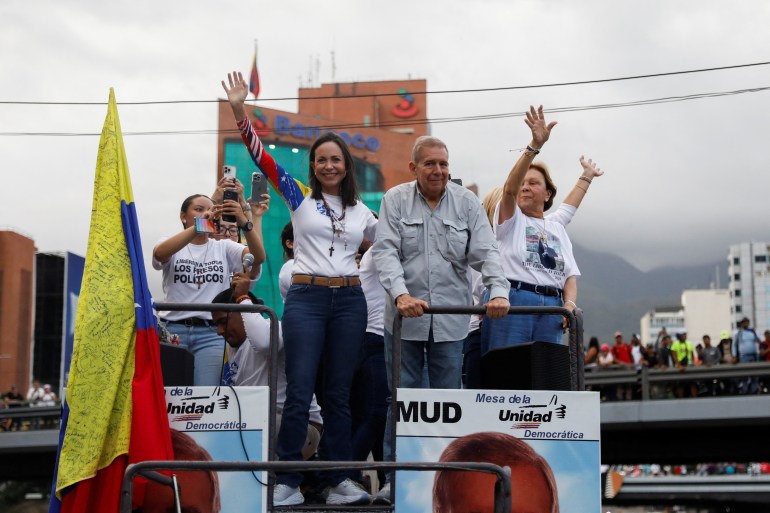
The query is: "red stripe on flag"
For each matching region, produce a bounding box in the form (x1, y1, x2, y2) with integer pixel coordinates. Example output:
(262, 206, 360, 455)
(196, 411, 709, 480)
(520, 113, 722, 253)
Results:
(59, 456, 127, 513)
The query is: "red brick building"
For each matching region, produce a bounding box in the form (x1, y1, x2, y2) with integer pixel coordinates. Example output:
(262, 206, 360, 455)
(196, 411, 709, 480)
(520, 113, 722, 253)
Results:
(0, 231, 36, 393)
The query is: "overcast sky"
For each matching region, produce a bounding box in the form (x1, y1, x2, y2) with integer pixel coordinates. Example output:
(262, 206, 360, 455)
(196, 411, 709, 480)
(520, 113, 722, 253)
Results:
(2, 0, 770, 297)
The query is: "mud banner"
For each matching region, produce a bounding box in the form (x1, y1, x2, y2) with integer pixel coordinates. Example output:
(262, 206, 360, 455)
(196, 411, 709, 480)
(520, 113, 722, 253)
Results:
(395, 388, 601, 513)
(165, 386, 269, 513)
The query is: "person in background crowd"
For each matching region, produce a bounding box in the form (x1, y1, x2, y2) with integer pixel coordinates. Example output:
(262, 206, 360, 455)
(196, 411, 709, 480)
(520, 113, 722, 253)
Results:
(611, 331, 633, 366)
(350, 241, 389, 491)
(658, 335, 673, 368)
(372, 134, 510, 504)
(153, 191, 267, 386)
(671, 330, 697, 398)
(224, 71, 375, 506)
(630, 334, 643, 366)
(732, 317, 761, 394)
(278, 222, 295, 301)
(700, 335, 721, 366)
(597, 343, 617, 401)
(598, 344, 614, 367)
(210, 176, 256, 243)
(26, 379, 44, 430)
(609, 332, 633, 400)
(699, 334, 722, 396)
(39, 384, 58, 428)
(718, 331, 733, 364)
(2, 385, 24, 431)
(654, 327, 669, 351)
(584, 337, 600, 366)
(759, 330, 770, 362)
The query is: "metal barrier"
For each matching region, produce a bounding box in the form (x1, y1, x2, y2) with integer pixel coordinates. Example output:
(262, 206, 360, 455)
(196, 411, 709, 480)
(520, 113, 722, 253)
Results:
(120, 460, 512, 513)
(387, 305, 584, 505)
(584, 361, 770, 400)
(120, 302, 579, 511)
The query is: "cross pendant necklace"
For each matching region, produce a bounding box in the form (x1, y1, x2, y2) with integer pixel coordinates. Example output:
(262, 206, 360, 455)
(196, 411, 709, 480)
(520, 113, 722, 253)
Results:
(329, 245, 335, 257)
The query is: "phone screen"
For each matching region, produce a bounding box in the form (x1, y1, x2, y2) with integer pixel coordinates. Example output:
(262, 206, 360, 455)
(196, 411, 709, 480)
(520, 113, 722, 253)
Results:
(194, 217, 219, 234)
(251, 173, 268, 203)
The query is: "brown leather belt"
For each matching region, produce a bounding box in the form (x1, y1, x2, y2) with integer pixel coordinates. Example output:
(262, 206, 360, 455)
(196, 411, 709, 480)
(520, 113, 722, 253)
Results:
(292, 274, 361, 288)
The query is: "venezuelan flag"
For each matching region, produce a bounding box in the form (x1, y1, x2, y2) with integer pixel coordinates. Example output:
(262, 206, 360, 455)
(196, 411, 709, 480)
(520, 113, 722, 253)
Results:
(249, 48, 260, 99)
(49, 89, 173, 513)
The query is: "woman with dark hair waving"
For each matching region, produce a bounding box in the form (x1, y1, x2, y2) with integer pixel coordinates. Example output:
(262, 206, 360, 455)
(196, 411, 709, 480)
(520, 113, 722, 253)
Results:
(152, 192, 267, 386)
(222, 72, 376, 506)
(481, 105, 602, 353)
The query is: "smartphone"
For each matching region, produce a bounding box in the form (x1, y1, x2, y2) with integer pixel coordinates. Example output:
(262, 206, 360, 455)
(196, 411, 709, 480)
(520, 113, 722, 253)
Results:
(194, 217, 219, 234)
(251, 172, 268, 203)
(223, 165, 236, 181)
(222, 189, 239, 223)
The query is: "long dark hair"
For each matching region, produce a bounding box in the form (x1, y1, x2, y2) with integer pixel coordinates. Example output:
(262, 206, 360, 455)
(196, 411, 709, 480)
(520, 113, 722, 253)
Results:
(308, 132, 359, 207)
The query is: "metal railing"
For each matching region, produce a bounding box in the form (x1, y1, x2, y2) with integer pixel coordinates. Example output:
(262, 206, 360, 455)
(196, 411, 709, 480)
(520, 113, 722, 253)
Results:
(584, 361, 770, 400)
(121, 460, 512, 513)
(387, 305, 584, 505)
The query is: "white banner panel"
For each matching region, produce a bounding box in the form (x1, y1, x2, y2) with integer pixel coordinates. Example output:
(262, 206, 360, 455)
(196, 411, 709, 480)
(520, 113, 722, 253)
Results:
(165, 386, 269, 513)
(395, 388, 601, 513)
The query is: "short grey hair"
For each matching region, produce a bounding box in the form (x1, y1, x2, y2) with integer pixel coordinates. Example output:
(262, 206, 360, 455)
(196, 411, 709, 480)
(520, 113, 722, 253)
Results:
(411, 136, 448, 163)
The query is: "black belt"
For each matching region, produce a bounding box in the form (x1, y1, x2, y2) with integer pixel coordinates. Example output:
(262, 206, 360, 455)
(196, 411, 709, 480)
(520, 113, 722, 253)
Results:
(509, 279, 562, 298)
(161, 317, 212, 327)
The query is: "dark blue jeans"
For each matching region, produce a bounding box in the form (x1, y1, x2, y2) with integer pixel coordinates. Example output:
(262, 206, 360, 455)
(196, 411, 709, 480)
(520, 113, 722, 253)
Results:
(462, 329, 482, 389)
(350, 332, 388, 465)
(277, 283, 367, 488)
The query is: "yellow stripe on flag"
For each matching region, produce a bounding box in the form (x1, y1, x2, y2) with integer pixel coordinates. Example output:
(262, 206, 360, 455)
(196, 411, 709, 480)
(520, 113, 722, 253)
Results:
(56, 88, 137, 494)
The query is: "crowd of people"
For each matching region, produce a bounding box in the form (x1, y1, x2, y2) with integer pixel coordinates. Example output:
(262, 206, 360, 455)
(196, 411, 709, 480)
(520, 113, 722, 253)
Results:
(150, 71, 602, 507)
(0, 379, 59, 431)
(585, 320, 770, 400)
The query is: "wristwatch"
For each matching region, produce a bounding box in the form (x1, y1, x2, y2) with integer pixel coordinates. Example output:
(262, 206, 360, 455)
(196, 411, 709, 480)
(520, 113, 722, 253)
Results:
(240, 221, 253, 233)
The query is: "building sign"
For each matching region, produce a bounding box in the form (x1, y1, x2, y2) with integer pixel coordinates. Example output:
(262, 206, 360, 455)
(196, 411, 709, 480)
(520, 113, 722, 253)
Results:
(258, 114, 380, 152)
(391, 88, 418, 118)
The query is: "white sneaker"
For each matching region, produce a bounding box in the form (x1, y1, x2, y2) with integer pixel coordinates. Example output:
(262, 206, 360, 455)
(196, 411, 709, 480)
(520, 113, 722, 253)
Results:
(273, 484, 304, 506)
(325, 478, 371, 505)
(373, 482, 392, 505)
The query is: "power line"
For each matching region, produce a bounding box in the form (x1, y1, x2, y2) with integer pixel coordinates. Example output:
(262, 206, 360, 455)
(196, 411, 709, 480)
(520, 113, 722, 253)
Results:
(0, 84, 767, 137)
(1, 61, 769, 106)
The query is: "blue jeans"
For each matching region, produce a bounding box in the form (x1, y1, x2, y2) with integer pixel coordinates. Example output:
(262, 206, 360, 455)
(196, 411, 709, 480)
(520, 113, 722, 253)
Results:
(163, 321, 225, 386)
(382, 327, 463, 480)
(462, 329, 482, 389)
(350, 332, 389, 465)
(480, 287, 563, 355)
(277, 283, 367, 488)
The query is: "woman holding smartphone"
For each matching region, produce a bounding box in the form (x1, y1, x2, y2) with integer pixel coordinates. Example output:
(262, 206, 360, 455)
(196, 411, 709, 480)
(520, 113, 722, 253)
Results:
(222, 71, 376, 506)
(152, 191, 267, 386)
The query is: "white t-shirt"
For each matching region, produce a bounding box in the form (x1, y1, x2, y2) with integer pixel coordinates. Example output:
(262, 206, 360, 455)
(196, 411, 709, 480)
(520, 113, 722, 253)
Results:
(153, 238, 250, 321)
(494, 202, 580, 289)
(279, 259, 294, 301)
(359, 250, 386, 336)
(224, 302, 322, 424)
(291, 193, 377, 277)
(468, 268, 485, 332)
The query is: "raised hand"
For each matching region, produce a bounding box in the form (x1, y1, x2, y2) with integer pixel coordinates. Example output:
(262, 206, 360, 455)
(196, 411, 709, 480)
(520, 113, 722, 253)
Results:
(579, 155, 604, 180)
(221, 71, 249, 107)
(524, 105, 557, 149)
(251, 194, 270, 218)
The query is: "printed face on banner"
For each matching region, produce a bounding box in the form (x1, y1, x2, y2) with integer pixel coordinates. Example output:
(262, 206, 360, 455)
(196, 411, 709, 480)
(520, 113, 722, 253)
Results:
(394, 389, 601, 513)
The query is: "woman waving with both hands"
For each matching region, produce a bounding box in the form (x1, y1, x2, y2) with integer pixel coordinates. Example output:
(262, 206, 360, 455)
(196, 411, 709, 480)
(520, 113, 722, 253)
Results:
(481, 105, 603, 355)
(222, 71, 376, 507)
